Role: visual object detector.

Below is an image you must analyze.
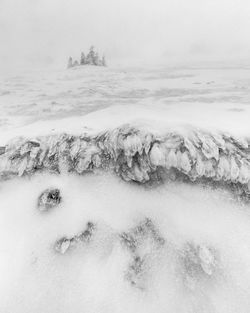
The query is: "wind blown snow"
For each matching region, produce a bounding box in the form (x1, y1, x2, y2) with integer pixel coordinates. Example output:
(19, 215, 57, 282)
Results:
(1, 173, 250, 313)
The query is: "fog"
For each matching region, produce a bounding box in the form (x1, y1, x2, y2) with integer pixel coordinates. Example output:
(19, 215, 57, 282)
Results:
(0, 0, 250, 70)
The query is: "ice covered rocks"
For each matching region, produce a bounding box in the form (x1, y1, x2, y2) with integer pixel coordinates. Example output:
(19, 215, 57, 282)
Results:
(54, 222, 96, 254)
(126, 255, 146, 289)
(1, 124, 250, 200)
(54, 237, 71, 254)
(120, 218, 165, 252)
(37, 188, 61, 212)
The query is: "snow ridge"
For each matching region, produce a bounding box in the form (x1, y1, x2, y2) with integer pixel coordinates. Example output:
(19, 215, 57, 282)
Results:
(1, 124, 250, 200)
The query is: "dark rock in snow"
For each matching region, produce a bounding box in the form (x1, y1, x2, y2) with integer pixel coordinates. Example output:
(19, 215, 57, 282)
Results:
(54, 237, 71, 254)
(54, 221, 96, 254)
(37, 188, 61, 212)
(120, 218, 165, 289)
(120, 218, 165, 252)
(125, 255, 146, 288)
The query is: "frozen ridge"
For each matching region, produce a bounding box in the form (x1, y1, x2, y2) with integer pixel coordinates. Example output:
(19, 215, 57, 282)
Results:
(0, 123, 250, 200)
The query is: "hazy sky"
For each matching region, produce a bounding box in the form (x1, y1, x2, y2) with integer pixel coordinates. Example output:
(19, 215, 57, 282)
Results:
(0, 0, 250, 69)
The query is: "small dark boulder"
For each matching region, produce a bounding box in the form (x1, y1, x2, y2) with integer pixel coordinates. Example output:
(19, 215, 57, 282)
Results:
(54, 221, 96, 254)
(37, 188, 61, 212)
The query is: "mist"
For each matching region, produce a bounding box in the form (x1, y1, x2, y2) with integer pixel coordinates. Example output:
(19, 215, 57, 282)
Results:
(1, 0, 250, 70)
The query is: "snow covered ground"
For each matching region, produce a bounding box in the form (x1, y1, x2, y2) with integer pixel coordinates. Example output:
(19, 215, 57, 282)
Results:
(1, 65, 250, 137)
(1, 65, 250, 313)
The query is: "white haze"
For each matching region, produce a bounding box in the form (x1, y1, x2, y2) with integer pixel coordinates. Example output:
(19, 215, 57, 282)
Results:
(1, 173, 250, 313)
(1, 0, 250, 71)
(1, 2, 250, 311)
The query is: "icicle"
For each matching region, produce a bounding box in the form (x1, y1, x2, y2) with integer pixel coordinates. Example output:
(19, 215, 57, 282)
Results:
(201, 136, 219, 161)
(144, 134, 154, 154)
(184, 139, 197, 160)
(238, 160, 250, 184)
(92, 154, 101, 168)
(195, 154, 205, 177)
(70, 138, 81, 159)
(149, 143, 166, 167)
(203, 159, 216, 178)
(230, 156, 239, 181)
(177, 151, 191, 173)
(166, 149, 177, 169)
(123, 134, 143, 156)
(217, 156, 230, 180)
(18, 157, 28, 176)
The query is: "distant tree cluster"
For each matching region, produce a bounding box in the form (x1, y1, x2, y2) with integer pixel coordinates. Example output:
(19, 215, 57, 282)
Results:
(68, 46, 106, 68)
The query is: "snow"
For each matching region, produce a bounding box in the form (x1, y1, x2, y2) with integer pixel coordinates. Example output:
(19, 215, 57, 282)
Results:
(1, 174, 250, 312)
(1, 65, 250, 312)
(1, 66, 250, 142)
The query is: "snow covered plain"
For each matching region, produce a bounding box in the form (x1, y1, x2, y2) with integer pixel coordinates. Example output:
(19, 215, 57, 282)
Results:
(1, 65, 250, 312)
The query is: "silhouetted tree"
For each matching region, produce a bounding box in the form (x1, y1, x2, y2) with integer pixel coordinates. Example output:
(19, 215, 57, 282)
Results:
(86, 46, 95, 65)
(67, 56, 73, 68)
(102, 55, 106, 66)
(93, 51, 100, 65)
(80, 52, 86, 65)
(67, 47, 107, 68)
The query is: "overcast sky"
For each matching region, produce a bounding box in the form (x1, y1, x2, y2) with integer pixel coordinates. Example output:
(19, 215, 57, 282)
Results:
(0, 0, 250, 70)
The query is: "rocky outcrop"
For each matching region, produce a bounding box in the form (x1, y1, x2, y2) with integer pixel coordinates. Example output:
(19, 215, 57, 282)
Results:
(37, 188, 61, 212)
(1, 124, 250, 200)
(54, 222, 96, 254)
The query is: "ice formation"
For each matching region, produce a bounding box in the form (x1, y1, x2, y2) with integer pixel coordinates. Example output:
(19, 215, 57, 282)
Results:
(1, 123, 250, 201)
(120, 218, 165, 289)
(37, 188, 62, 211)
(55, 221, 96, 254)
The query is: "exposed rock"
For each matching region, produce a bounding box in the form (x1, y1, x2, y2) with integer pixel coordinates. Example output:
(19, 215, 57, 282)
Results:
(120, 218, 165, 252)
(125, 255, 146, 289)
(54, 222, 96, 254)
(54, 237, 71, 254)
(120, 218, 165, 289)
(37, 188, 61, 212)
(0, 124, 250, 201)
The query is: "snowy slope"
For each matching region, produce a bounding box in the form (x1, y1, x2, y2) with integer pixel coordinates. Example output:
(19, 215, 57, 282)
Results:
(1, 66, 250, 313)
